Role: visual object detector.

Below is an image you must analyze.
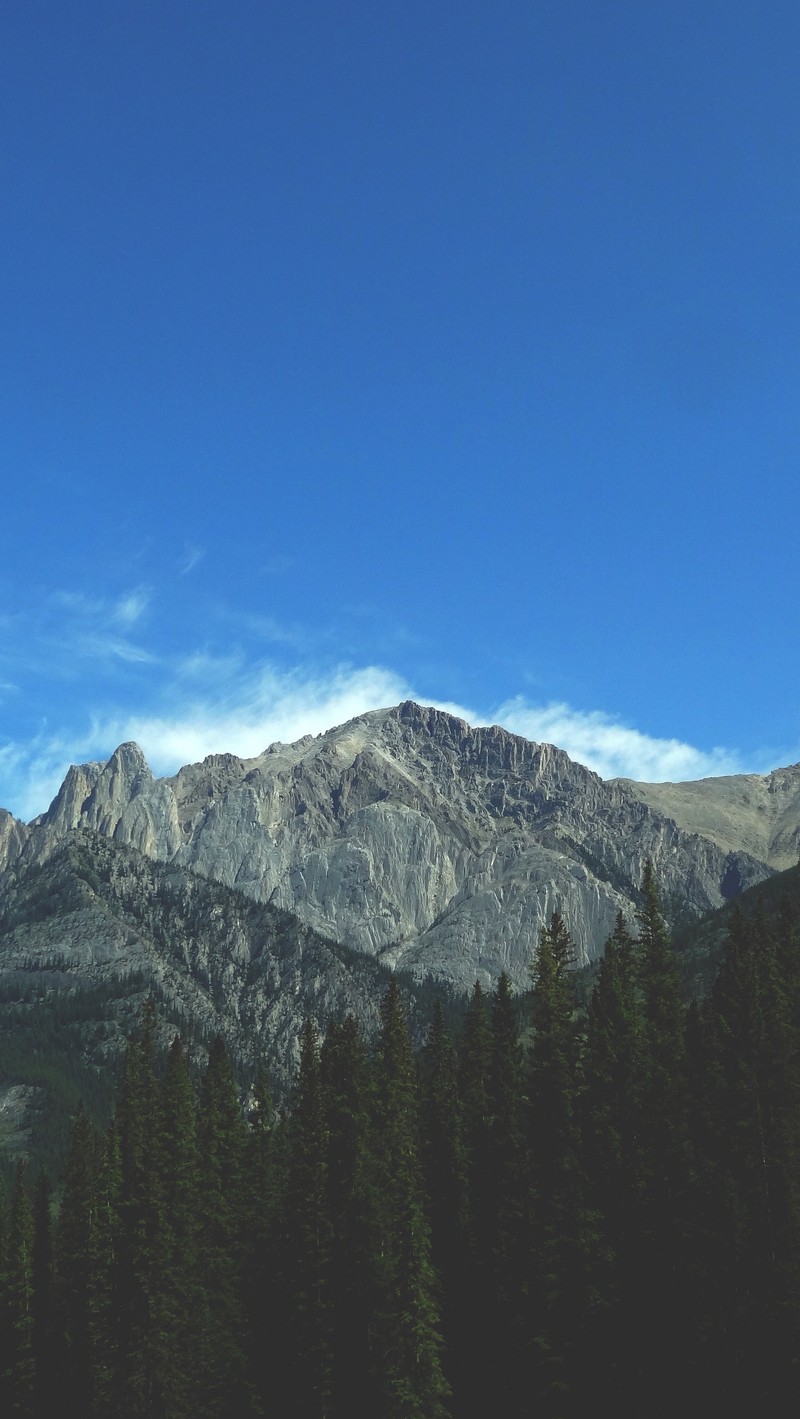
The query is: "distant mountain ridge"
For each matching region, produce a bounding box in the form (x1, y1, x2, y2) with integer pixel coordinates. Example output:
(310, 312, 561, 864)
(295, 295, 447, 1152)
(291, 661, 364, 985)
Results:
(0, 701, 788, 991)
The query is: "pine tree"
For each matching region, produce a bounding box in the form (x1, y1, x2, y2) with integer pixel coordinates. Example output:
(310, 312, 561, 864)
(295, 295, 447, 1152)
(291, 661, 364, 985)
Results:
(320, 1015, 378, 1419)
(696, 906, 800, 1405)
(285, 1017, 333, 1419)
(242, 1061, 279, 1414)
(582, 912, 647, 1410)
(32, 1170, 54, 1419)
(4, 1159, 35, 1416)
(456, 981, 492, 1414)
(112, 1000, 166, 1418)
(55, 1106, 104, 1416)
(196, 1034, 251, 1418)
(420, 1000, 467, 1404)
(526, 912, 586, 1413)
(372, 980, 450, 1419)
(157, 1035, 203, 1419)
(633, 862, 693, 1411)
(485, 972, 524, 1417)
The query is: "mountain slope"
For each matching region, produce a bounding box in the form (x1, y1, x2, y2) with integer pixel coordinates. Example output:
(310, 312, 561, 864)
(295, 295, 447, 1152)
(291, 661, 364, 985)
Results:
(620, 764, 800, 870)
(0, 831, 416, 1100)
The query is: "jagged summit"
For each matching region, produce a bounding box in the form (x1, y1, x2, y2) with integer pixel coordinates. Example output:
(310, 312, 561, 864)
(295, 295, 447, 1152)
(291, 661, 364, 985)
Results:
(0, 701, 789, 991)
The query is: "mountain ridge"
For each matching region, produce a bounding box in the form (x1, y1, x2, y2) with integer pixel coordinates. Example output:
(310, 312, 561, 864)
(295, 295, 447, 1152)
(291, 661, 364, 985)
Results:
(0, 701, 787, 990)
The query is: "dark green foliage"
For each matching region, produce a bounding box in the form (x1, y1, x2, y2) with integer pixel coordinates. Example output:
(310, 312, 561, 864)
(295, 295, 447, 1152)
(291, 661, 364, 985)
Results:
(4, 861, 800, 1415)
(526, 912, 588, 1413)
(420, 1002, 467, 1410)
(54, 1105, 106, 1414)
(285, 1018, 333, 1418)
(32, 1170, 54, 1418)
(691, 905, 800, 1408)
(320, 1015, 377, 1418)
(3, 1159, 35, 1415)
(372, 980, 450, 1419)
(196, 1035, 251, 1418)
(483, 971, 525, 1414)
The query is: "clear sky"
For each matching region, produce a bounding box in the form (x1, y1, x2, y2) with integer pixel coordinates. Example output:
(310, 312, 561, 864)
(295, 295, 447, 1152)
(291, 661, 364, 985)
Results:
(2, 1, 799, 820)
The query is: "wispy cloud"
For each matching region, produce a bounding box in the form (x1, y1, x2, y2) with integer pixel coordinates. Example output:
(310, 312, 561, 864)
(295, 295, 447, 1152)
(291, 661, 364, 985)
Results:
(491, 697, 746, 782)
(179, 544, 205, 576)
(111, 588, 151, 627)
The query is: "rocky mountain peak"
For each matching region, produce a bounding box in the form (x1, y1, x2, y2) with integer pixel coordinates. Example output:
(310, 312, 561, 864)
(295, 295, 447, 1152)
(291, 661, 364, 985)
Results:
(0, 703, 795, 992)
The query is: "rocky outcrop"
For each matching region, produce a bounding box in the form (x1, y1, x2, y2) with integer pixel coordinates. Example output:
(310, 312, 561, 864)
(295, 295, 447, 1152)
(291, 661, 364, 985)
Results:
(0, 702, 784, 991)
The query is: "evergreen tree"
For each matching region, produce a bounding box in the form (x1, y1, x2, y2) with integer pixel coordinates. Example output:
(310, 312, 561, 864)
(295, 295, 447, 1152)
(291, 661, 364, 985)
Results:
(696, 906, 800, 1405)
(157, 1036, 203, 1419)
(55, 1106, 104, 1416)
(112, 1000, 166, 1418)
(285, 1017, 333, 1419)
(32, 1170, 54, 1419)
(582, 912, 647, 1411)
(526, 912, 586, 1414)
(196, 1034, 251, 1418)
(456, 981, 492, 1414)
(633, 861, 693, 1412)
(484, 972, 524, 1417)
(420, 1000, 467, 1403)
(372, 980, 450, 1419)
(242, 1062, 278, 1414)
(4, 1159, 35, 1416)
(320, 1015, 378, 1419)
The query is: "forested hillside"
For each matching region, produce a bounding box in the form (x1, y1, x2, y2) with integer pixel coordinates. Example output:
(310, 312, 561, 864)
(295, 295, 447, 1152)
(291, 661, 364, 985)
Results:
(2, 864, 799, 1417)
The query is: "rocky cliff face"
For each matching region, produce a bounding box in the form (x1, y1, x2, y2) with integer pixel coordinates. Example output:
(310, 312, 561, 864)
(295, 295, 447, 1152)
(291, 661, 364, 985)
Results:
(0, 702, 781, 992)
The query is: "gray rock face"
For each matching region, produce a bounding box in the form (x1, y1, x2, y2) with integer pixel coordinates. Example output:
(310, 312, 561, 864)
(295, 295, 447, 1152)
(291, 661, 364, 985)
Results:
(0, 702, 785, 991)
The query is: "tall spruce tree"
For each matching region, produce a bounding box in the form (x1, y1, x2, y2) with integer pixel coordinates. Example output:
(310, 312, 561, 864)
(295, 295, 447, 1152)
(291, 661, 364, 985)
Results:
(196, 1034, 252, 1418)
(582, 912, 648, 1410)
(4, 1159, 35, 1417)
(285, 1017, 333, 1419)
(372, 980, 450, 1419)
(696, 906, 800, 1405)
(157, 1036, 203, 1419)
(420, 1000, 467, 1405)
(112, 1001, 167, 1418)
(526, 911, 587, 1414)
(485, 972, 524, 1417)
(633, 861, 693, 1412)
(320, 1015, 378, 1419)
(55, 1105, 105, 1416)
(456, 981, 492, 1415)
(32, 1170, 54, 1419)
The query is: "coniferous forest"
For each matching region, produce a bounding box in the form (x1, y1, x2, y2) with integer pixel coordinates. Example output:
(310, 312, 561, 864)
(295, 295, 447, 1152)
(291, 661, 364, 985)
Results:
(2, 865, 800, 1418)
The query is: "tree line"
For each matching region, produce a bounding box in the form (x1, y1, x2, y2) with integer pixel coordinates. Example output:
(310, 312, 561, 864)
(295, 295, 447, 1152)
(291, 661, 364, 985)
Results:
(1, 862, 799, 1417)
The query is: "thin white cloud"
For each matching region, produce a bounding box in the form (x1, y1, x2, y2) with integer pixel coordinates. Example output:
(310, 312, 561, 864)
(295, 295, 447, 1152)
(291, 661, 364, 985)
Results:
(112, 588, 151, 627)
(491, 697, 745, 782)
(77, 634, 158, 666)
(179, 544, 205, 575)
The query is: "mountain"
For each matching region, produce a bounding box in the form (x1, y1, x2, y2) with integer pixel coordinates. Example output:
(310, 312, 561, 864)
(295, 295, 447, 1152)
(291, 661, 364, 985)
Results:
(620, 764, 800, 870)
(0, 829, 445, 1166)
(0, 701, 783, 992)
(0, 830, 415, 1082)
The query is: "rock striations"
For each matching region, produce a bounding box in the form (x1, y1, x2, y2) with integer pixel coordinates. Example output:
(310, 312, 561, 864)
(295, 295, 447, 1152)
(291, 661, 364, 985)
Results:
(0, 701, 782, 992)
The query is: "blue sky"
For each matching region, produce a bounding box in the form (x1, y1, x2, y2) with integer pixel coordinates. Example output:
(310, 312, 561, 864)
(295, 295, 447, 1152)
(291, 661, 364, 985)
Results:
(2, 1, 799, 820)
